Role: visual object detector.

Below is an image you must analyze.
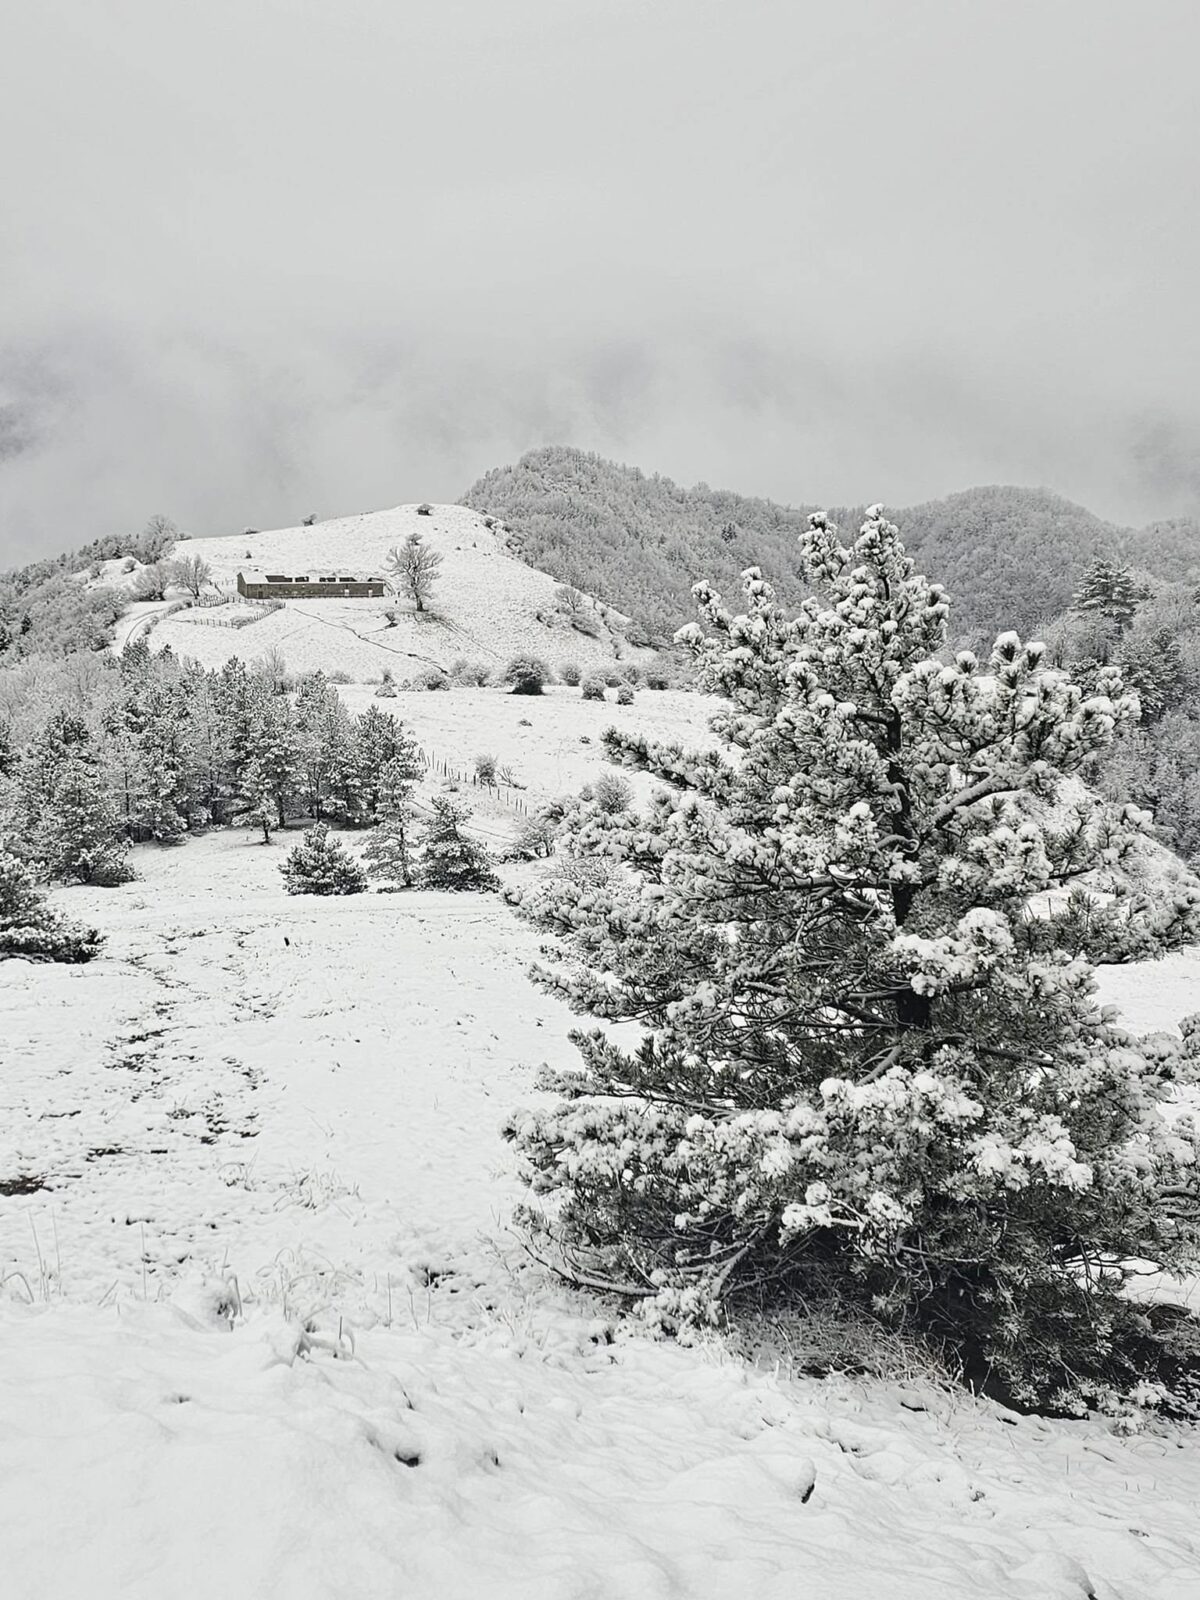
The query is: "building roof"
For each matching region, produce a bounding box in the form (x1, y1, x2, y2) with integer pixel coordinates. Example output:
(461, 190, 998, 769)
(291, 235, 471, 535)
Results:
(237, 569, 387, 584)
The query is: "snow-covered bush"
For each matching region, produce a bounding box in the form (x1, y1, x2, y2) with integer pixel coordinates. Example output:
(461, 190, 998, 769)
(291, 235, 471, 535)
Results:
(513, 810, 559, 860)
(280, 824, 367, 895)
(411, 667, 449, 692)
(616, 684, 635, 706)
(580, 676, 606, 702)
(503, 656, 551, 695)
(0, 848, 103, 963)
(507, 506, 1200, 1412)
(559, 660, 583, 686)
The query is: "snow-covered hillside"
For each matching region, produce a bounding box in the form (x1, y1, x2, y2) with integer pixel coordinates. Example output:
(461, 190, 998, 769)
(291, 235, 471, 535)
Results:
(1, 833, 1199, 1598)
(122, 505, 653, 681)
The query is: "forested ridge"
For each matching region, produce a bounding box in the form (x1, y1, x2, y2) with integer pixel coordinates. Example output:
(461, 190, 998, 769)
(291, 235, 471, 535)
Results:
(462, 446, 1200, 644)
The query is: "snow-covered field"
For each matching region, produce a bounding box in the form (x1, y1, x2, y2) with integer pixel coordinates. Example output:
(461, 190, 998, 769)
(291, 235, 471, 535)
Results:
(339, 682, 719, 816)
(2, 832, 1199, 1599)
(122, 505, 653, 681)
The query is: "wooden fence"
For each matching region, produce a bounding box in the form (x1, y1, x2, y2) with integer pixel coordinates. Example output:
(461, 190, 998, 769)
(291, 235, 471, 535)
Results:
(417, 746, 532, 818)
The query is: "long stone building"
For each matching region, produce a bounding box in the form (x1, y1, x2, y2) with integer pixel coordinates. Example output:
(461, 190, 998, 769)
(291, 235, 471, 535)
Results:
(236, 569, 387, 600)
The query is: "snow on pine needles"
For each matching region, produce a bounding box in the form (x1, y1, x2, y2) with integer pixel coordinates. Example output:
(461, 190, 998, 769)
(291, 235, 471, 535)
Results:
(0, 832, 1198, 1598)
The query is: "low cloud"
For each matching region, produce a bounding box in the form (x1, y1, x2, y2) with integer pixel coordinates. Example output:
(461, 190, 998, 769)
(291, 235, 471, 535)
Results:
(2, 0, 1198, 563)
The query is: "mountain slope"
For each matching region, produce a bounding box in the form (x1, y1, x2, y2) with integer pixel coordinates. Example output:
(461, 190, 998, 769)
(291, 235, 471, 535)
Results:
(462, 447, 1158, 644)
(462, 448, 816, 641)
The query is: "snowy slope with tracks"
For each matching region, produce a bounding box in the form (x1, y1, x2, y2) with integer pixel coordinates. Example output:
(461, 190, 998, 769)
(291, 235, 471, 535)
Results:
(0, 834, 1198, 1599)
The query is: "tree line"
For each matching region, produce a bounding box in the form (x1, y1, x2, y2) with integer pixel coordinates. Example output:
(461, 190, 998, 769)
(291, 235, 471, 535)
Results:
(0, 641, 427, 883)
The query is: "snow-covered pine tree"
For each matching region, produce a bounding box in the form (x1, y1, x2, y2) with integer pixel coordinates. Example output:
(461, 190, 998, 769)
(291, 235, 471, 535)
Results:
(419, 797, 498, 891)
(507, 507, 1200, 1410)
(1116, 627, 1188, 725)
(361, 749, 422, 887)
(0, 847, 103, 962)
(1072, 559, 1149, 635)
(295, 671, 361, 822)
(19, 711, 132, 885)
(363, 808, 418, 889)
(107, 643, 197, 840)
(354, 707, 422, 821)
(279, 822, 367, 895)
(235, 679, 303, 834)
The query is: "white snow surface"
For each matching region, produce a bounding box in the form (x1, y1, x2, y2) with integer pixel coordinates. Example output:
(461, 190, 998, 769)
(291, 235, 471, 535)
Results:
(131, 505, 653, 680)
(2, 836, 1199, 1599)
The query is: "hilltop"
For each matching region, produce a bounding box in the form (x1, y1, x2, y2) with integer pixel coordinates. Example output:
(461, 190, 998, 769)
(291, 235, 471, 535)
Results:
(114, 504, 652, 681)
(0, 504, 652, 681)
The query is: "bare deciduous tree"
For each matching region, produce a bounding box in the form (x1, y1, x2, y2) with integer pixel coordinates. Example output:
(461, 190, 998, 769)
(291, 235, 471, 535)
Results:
(169, 554, 212, 601)
(386, 531, 443, 613)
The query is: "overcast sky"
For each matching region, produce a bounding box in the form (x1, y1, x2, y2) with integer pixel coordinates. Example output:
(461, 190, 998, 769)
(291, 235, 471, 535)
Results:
(2, 0, 1198, 563)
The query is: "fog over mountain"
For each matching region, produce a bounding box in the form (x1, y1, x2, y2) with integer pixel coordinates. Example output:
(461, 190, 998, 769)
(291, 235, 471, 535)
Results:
(3, 0, 1199, 563)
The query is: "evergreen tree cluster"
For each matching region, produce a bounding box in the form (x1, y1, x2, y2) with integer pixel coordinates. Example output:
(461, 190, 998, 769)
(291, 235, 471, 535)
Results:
(507, 508, 1200, 1411)
(284, 793, 497, 895)
(0, 644, 424, 873)
(1038, 558, 1200, 867)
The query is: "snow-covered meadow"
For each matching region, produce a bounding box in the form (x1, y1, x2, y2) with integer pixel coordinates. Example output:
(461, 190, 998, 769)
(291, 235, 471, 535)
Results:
(2, 827, 1200, 1599)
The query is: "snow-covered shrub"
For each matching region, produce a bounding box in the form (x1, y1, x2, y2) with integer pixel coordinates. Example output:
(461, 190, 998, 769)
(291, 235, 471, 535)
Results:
(507, 506, 1200, 1412)
(328, 669, 352, 684)
(644, 666, 670, 690)
(616, 684, 635, 706)
(0, 848, 102, 963)
(559, 660, 583, 686)
(585, 772, 632, 815)
(474, 753, 498, 787)
(412, 667, 449, 692)
(452, 659, 492, 686)
(503, 656, 551, 695)
(419, 798, 498, 891)
(280, 824, 367, 895)
(580, 676, 606, 702)
(513, 810, 559, 860)
(131, 562, 171, 602)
